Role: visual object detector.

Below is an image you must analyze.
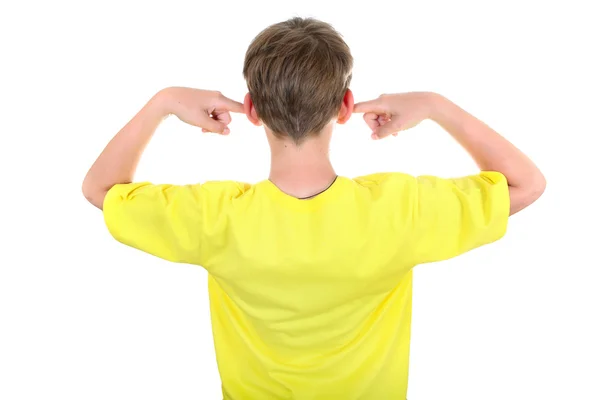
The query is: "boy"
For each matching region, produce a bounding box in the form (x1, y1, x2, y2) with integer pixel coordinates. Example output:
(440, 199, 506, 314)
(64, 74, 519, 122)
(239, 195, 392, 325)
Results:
(82, 17, 545, 400)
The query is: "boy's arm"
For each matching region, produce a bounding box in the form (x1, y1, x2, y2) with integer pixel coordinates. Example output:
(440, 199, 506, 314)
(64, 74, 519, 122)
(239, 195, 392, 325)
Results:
(429, 93, 546, 215)
(81, 92, 166, 209)
(354, 92, 546, 215)
(82, 87, 243, 209)
(354, 92, 545, 264)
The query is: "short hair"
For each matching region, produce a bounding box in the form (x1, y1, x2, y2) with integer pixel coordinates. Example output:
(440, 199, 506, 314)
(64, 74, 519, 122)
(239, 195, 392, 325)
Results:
(243, 17, 353, 145)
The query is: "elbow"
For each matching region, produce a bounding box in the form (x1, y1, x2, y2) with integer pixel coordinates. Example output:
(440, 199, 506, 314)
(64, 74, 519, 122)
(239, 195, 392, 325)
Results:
(82, 178, 94, 203)
(509, 171, 546, 215)
(82, 179, 106, 210)
(528, 169, 546, 203)
(82, 180, 90, 200)
(533, 172, 546, 199)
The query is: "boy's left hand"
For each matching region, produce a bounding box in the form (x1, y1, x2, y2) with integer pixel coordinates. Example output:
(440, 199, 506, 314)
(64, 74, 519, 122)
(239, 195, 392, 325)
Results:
(160, 87, 244, 135)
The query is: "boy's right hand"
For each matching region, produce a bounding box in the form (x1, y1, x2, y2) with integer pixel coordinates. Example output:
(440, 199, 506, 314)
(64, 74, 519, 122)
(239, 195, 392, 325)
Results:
(353, 92, 439, 140)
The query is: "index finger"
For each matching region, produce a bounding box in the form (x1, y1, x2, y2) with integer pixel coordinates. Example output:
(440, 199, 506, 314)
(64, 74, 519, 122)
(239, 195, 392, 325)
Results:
(218, 95, 245, 113)
(353, 98, 386, 114)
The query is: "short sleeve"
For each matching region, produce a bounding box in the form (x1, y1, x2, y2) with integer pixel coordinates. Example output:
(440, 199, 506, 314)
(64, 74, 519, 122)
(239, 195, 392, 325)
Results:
(410, 171, 510, 264)
(103, 181, 245, 267)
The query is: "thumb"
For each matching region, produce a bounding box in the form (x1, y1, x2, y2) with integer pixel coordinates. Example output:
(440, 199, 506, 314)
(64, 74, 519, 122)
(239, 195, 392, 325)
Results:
(202, 117, 228, 134)
(371, 116, 402, 139)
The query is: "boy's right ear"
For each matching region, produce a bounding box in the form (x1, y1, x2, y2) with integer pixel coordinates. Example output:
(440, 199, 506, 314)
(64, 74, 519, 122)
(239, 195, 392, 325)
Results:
(244, 93, 262, 126)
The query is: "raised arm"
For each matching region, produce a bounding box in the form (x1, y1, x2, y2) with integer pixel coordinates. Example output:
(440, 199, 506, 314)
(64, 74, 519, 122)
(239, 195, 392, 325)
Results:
(428, 93, 545, 215)
(82, 87, 244, 209)
(354, 92, 546, 215)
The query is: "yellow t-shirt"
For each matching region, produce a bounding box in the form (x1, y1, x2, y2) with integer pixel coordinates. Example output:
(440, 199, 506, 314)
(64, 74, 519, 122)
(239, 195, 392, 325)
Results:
(103, 171, 509, 400)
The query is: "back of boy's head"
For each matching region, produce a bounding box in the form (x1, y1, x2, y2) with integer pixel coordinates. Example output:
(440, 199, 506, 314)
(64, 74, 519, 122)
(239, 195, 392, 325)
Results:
(243, 17, 353, 145)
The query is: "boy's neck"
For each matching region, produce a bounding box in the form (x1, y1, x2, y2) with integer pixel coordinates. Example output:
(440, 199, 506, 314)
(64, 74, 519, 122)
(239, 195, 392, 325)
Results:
(267, 128, 336, 199)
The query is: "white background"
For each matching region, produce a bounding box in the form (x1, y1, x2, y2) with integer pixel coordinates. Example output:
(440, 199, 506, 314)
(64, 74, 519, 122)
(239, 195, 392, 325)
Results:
(1, 0, 599, 399)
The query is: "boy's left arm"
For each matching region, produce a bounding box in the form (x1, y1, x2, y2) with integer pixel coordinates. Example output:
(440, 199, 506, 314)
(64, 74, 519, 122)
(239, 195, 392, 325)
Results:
(82, 87, 244, 209)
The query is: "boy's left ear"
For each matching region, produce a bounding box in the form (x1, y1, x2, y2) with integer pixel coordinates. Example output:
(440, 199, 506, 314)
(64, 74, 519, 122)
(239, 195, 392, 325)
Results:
(244, 93, 262, 126)
(337, 89, 354, 124)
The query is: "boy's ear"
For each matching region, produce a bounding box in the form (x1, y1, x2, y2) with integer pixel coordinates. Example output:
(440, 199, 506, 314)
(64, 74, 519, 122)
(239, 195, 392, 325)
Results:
(337, 89, 354, 124)
(244, 93, 262, 126)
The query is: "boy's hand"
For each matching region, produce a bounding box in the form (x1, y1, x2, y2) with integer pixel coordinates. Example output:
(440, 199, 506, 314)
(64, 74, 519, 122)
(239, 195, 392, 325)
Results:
(353, 92, 437, 140)
(160, 87, 244, 135)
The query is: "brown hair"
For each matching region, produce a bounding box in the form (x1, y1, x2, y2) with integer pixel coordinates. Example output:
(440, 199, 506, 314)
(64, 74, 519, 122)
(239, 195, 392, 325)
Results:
(243, 17, 353, 145)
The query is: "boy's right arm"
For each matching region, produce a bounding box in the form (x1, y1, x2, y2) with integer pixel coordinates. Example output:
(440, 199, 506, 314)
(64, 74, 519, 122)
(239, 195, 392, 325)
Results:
(354, 92, 546, 215)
